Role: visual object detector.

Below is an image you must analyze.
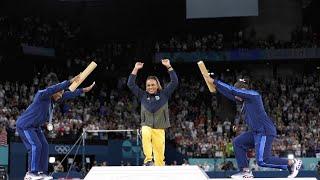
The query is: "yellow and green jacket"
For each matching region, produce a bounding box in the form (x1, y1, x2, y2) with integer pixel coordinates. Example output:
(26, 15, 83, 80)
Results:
(127, 71, 178, 129)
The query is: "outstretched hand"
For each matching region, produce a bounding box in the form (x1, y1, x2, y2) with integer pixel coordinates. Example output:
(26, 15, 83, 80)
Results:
(83, 81, 95, 93)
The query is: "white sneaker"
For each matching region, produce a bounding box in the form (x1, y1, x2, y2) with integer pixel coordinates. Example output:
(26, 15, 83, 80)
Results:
(288, 159, 302, 178)
(24, 172, 43, 180)
(39, 173, 53, 180)
(231, 170, 254, 179)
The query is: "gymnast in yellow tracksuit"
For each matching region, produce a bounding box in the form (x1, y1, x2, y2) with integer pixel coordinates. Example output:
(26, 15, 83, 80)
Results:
(127, 59, 178, 166)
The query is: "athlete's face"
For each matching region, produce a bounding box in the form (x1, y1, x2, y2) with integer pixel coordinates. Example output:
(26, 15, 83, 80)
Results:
(146, 79, 158, 94)
(52, 90, 64, 101)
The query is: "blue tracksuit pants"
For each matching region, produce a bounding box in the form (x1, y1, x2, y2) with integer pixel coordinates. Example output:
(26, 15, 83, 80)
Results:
(233, 131, 288, 170)
(17, 127, 49, 173)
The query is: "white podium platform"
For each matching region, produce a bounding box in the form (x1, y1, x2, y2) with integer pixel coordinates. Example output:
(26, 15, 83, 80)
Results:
(83, 166, 317, 180)
(84, 165, 209, 180)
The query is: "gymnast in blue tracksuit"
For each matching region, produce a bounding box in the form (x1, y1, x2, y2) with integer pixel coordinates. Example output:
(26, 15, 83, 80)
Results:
(16, 73, 95, 179)
(203, 76, 302, 178)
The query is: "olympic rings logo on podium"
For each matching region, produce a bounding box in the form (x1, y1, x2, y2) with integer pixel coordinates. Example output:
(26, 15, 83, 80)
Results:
(54, 145, 71, 154)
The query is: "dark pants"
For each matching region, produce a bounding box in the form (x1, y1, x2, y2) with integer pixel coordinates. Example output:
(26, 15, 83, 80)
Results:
(17, 127, 49, 173)
(233, 131, 288, 171)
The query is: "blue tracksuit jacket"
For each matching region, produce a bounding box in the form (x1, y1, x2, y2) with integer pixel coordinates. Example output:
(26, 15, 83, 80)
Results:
(16, 80, 83, 129)
(214, 80, 276, 136)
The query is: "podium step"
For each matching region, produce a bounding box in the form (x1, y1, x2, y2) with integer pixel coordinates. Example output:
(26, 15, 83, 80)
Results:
(84, 165, 209, 180)
(84, 166, 317, 180)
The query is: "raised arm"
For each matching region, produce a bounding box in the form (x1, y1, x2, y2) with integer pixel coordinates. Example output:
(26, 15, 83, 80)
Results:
(127, 62, 145, 99)
(203, 75, 258, 100)
(215, 80, 258, 100)
(161, 59, 178, 97)
(61, 89, 83, 101)
(39, 74, 81, 99)
(202, 75, 235, 101)
(60, 82, 95, 101)
(39, 80, 70, 99)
